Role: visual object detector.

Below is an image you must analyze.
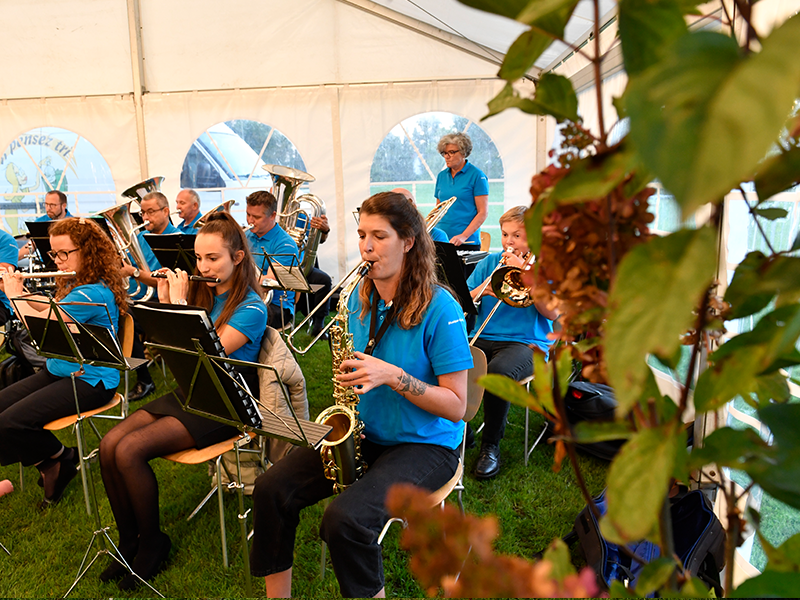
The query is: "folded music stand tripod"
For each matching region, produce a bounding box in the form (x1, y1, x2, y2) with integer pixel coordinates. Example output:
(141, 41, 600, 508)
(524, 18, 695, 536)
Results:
(135, 303, 330, 596)
(11, 296, 158, 598)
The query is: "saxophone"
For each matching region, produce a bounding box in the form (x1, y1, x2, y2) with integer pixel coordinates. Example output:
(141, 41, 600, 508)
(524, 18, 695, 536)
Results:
(314, 261, 372, 494)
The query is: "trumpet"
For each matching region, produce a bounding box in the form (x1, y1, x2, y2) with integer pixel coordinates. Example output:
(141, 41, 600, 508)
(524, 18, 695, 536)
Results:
(470, 249, 535, 345)
(152, 273, 221, 283)
(286, 261, 372, 355)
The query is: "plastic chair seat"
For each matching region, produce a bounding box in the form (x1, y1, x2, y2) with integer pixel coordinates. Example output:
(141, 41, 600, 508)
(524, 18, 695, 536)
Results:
(44, 393, 122, 431)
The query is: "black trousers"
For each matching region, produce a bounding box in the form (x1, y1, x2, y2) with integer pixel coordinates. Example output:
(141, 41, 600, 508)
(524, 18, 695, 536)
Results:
(297, 267, 333, 325)
(249, 439, 458, 597)
(471, 338, 534, 447)
(0, 369, 114, 466)
(267, 303, 294, 330)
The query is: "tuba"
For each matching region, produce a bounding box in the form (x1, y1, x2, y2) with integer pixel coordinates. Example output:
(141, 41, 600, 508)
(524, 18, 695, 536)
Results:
(262, 164, 326, 277)
(314, 261, 372, 494)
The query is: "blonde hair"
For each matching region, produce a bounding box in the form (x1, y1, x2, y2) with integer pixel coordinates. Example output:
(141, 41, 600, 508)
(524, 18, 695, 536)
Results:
(499, 205, 527, 226)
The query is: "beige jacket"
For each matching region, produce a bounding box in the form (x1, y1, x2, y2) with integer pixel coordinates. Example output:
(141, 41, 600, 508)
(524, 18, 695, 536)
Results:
(257, 326, 309, 464)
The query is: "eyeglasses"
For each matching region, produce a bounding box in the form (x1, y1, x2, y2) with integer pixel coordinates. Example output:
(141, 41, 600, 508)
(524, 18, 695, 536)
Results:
(44, 203, 62, 209)
(48, 248, 80, 262)
(141, 207, 167, 217)
(441, 150, 461, 158)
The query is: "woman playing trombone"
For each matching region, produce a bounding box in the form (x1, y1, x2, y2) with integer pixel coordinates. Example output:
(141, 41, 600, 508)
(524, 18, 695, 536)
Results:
(98, 212, 268, 590)
(249, 191, 473, 598)
(0, 218, 127, 506)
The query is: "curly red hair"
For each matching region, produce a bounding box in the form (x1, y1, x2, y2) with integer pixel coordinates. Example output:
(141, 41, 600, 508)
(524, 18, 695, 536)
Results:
(48, 218, 128, 314)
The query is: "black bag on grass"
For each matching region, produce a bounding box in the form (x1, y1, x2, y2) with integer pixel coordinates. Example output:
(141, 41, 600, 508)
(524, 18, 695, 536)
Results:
(573, 488, 725, 596)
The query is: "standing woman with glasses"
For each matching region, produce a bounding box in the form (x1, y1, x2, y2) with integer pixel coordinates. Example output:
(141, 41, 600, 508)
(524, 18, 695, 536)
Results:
(433, 132, 489, 248)
(0, 218, 127, 507)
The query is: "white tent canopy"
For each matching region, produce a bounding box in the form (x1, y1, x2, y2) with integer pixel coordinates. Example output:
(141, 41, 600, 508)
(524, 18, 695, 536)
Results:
(1, 0, 615, 276)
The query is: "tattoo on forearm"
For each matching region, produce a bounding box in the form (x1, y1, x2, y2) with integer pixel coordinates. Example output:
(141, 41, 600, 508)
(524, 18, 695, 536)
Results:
(394, 371, 429, 396)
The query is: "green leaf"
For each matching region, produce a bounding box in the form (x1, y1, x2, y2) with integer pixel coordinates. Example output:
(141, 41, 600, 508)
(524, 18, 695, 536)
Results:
(618, 0, 688, 76)
(548, 142, 648, 205)
(601, 425, 681, 544)
(792, 231, 800, 252)
(605, 228, 717, 415)
(753, 370, 791, 405)
(754, 144, 800, 201)
(725, 251, 775, 319)
(533, 351, 557, 415)
(734, 571, 800, 597)
(635, 557, 676, 597)
(687, 426, 772, 471)
(679, 576, 713, 597)
(478, 374, 541, 412)
(497, 1, 578, 81)
(626, 16, 800, 216)
(525, 199, 546, 255)
(694, 348, 764, 412)
(555, 348, 573, 398)
(753, 207, 789, 220)
(484, 76, 579, 122)
(760, 531, 800, 573)
(608, 579, 639, 597)
(746, 403, 800, 510)
(543, 537, 577, 582)
(573, 421, 632, 443)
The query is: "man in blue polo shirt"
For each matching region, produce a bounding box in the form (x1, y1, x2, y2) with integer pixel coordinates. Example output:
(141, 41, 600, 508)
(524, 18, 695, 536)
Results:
(121, 191, 180, 402)
(175, 189, 202, 233)
(434, 132, 489, 248)
(245, 190, 299, 329)
(19, 190, 75, 261)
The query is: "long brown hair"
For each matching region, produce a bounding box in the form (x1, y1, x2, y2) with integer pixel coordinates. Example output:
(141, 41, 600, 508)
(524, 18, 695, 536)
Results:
(187, 212, 263, 329)
(357, 191, 438, 329)
(48, 218, 128, 314)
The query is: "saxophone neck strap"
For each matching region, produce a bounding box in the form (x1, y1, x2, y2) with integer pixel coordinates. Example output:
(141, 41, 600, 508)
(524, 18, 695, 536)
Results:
(364, 294, 395, 357)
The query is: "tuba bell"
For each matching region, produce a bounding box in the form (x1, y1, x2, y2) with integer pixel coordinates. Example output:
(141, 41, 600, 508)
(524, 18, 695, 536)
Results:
(121, 177, 165, 205)
(193, 199, 236, 229)
(262, 164, 326, 277)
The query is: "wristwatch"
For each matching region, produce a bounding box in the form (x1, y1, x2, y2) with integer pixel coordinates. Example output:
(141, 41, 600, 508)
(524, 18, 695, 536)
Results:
(132, 268, 140, 279)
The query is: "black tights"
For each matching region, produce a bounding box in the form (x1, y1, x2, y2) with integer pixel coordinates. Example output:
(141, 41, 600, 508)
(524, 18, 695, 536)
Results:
(99, 411, 195, 560)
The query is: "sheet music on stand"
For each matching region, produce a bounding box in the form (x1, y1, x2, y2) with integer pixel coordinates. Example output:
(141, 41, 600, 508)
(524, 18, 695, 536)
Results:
(143, 233, 197, 273)
(132, 303, 329, 448)
(253, 252, 313, 294)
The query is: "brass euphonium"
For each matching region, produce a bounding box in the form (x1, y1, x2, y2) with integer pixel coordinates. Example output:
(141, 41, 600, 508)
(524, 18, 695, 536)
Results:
(193, 199, 236, 229)
(314, 260, 372, 494)
(262, 164, 326, 277)
(121, 177, 165, 205)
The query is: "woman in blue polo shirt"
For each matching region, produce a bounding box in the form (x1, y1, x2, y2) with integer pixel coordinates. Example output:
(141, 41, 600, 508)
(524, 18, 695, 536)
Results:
(434, 132, 490, 247)
(249, 191, 473, 598)
(0, 218, 126, 506)
(99, 212, 267, 590)
(467, 206, 558, 480)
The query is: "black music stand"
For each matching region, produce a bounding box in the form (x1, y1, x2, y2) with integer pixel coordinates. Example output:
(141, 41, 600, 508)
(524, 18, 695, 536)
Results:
(253, 253, 311, 331)
(434, 242, 478, 315)
(143, 233, 197, 272)
(10, 296, 160, 598)
(24, 221, 58, 270)
(132, 303, 330, 596)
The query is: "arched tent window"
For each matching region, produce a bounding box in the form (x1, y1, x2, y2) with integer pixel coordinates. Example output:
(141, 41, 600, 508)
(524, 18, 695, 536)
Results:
(370, 112, 505, 249)
(180, 119, 307, 221)
(0, 127, 115, 235)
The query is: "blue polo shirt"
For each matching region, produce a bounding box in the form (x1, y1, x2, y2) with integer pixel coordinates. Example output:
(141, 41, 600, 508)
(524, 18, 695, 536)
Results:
(246, 225, 299, 313)
(348, 285, 473, 450)
(177, 213, 202, 234)
(429, 227, 449, 243)
(210, 288, 268, 362)
(35, 209, 74, 222)
(46, 282, 121, 389)
(434, 161, 489, 245)
(0, 229, 19, 312)
(129, 223, 181, 299)
(467, 252, 553, 351)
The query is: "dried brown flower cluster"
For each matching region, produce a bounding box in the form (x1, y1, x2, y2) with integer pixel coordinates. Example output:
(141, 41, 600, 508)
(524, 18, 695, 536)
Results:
(681, 292, 730, 348)
(386, 483, 599, 598)
(525, 155, 655, 382)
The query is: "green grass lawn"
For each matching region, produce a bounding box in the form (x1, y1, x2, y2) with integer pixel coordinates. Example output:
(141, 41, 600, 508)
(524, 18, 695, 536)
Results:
(0, 328, 608, 598)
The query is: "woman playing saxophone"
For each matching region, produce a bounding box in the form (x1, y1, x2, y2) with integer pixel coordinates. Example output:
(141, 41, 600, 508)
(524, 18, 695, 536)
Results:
(249, 191, 474, 598)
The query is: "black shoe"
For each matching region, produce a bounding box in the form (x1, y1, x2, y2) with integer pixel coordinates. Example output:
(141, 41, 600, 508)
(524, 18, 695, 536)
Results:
(100, 539, 138, 583)
(310, 322, 328, 340)
(37, 447, 79, 488)
(118, 533, 171, 591)
(474, 444, 501, 480)
(39, 456, 78, 506)
(127, 380, 155, 402)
